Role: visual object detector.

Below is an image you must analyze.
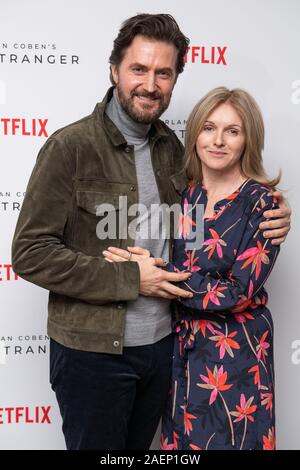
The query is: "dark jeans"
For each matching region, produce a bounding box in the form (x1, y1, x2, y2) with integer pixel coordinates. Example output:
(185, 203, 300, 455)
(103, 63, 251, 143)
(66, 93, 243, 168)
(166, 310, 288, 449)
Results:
(50, 334, 174, 450)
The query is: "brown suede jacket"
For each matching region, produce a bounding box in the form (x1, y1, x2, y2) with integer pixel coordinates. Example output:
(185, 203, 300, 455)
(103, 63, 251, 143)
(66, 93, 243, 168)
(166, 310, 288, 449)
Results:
(11, 87, 187, 354)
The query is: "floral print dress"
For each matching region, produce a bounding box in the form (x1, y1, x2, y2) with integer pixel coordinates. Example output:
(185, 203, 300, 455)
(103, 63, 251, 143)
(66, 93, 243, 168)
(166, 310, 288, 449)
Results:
(161, 179, 280, 450)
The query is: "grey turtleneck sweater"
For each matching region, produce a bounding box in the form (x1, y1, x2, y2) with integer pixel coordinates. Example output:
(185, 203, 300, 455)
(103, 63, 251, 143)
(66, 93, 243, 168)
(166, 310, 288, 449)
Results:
(105, 89, 171, 346)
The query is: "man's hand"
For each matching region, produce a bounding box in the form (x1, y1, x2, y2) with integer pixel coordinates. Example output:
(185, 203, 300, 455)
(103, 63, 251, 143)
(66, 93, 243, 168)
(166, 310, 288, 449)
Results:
(102, 246, 193, 300)
(260, 190, 291, 245)
(137, 257, 193, 300)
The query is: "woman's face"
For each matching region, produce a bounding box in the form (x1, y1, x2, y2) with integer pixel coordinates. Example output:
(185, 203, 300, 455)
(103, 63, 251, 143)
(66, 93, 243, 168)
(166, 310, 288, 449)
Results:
(196, 102, 246, 174)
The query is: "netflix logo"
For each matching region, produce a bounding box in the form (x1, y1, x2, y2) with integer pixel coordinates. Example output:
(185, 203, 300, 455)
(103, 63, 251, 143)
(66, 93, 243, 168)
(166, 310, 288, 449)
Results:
(185, 46, 228, 65)
(0, 406, 52, 424)
(0, 264, 18, 281)
(0, 118, 48, 137)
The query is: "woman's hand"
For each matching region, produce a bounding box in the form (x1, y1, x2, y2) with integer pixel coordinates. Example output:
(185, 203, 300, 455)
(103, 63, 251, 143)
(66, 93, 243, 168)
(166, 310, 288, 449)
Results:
(102, 246, 151, 263)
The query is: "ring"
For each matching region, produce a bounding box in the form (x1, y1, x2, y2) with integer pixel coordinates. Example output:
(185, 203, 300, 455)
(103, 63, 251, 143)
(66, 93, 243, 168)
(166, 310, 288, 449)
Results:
(127, 252, 132, 261)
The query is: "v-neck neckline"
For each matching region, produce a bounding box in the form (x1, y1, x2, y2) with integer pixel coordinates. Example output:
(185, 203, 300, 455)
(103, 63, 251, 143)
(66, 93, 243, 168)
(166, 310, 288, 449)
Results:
(201, 178, 252, 221)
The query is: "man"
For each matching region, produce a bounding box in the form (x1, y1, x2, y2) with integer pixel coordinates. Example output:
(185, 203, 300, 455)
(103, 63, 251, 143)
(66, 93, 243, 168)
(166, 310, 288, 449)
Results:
(11, 14, 291, 450)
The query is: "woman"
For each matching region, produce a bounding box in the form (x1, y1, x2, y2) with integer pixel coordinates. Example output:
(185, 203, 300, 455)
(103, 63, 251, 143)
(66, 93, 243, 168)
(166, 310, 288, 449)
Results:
(104, 87, 280, 450)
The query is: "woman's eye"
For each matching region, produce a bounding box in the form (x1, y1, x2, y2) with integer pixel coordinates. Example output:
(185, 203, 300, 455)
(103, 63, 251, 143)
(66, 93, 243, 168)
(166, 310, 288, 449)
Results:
(203, 126, 214, 132)
(228, 129, 239, 135)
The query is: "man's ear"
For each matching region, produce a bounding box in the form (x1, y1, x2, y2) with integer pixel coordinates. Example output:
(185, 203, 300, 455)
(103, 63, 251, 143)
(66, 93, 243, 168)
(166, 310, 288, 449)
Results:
(111, 65, 119, 85)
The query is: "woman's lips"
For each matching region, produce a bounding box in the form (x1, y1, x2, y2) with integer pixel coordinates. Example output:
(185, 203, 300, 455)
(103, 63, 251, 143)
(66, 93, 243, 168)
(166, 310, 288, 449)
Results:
(207, 150, 228, 157)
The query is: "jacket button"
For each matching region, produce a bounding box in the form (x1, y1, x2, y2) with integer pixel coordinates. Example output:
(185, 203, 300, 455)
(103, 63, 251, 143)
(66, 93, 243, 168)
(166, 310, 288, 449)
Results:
(125, 146, 131, 153)
(117, 303, 123, 309)
(130, 185, 136, 192)
(113, 340, 120, 348)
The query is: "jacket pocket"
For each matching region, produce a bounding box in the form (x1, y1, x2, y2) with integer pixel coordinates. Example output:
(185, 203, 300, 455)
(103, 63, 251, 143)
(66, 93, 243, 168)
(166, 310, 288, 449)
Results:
(76, 190, 121, 215)
(73, 190, 123, 255)
(169, 169, 187, 196)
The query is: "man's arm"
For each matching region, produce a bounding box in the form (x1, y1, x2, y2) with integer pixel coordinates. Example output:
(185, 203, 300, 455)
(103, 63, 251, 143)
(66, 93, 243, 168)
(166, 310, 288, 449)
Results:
(163, 193, 280, 311)
(260, 190, 291, 245)
(11, 137, 140, 305)
(102, 247, 194, 300)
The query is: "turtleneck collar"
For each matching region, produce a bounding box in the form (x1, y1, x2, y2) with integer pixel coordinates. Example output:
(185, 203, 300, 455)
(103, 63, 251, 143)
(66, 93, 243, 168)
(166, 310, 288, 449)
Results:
(105, 88, 151, 143)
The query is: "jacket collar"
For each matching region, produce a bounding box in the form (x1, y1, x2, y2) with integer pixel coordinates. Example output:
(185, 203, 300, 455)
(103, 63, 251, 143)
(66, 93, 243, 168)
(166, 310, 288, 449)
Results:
(93, 87, 169, 147)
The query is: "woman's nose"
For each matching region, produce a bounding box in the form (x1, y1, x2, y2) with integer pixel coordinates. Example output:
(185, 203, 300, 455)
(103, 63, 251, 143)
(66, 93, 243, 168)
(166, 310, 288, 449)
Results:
(214, 131, 225, 146)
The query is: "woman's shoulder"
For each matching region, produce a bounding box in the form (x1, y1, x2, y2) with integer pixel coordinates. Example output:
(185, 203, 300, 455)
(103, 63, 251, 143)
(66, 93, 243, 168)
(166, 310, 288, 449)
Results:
(242, 179, 278, 213)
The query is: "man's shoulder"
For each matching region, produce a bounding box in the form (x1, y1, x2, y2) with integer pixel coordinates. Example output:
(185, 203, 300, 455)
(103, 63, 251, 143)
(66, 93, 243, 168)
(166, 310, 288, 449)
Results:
(50, 109, 98, 144)
(157, 118, 180, 138)
(155, 118, 184, 152)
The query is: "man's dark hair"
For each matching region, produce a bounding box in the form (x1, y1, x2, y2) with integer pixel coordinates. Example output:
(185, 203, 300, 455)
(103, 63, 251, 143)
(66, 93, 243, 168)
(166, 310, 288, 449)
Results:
(109, 13, 190, 84)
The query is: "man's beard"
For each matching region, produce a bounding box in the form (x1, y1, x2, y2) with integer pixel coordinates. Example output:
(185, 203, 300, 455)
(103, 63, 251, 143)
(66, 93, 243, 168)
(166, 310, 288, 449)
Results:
(116, 85, 172, 124)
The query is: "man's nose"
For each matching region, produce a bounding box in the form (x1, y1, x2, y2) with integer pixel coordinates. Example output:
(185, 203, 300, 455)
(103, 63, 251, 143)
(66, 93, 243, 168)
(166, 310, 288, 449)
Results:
(142, 73, 157, 93)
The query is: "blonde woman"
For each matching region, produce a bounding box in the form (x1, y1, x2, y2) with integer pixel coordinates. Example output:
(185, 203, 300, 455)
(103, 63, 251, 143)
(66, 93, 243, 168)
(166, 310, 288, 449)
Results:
(104, 87, 283, 449)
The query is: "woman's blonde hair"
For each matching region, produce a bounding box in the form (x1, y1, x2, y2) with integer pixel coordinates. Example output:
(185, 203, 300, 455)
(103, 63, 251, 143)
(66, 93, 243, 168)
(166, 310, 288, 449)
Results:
(184, 86, 281, 189)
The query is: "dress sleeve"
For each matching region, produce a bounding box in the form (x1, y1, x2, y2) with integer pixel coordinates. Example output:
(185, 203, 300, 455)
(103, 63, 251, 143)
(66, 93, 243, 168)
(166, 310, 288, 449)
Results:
(165, 191, 280, 312)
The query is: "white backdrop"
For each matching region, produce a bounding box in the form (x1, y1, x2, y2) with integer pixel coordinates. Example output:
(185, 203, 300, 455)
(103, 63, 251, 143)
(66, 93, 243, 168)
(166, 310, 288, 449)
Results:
(0, 0, 299, 450)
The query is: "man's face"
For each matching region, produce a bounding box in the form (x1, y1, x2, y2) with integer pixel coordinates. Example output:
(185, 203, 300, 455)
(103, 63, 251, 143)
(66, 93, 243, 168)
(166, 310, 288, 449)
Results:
(111, 35, 178, 124)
